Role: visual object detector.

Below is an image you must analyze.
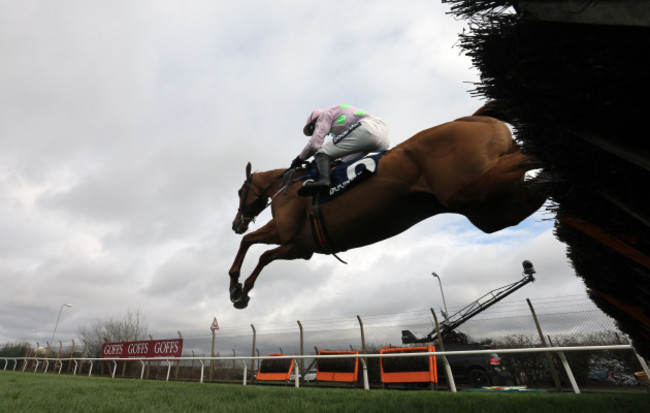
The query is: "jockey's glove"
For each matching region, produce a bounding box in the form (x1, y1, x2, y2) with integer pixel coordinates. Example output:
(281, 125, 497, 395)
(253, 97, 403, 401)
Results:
(290, 156, 303, 169)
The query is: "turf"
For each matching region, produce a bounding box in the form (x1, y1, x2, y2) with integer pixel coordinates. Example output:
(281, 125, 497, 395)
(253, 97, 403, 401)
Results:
(1, 371, 648, 413)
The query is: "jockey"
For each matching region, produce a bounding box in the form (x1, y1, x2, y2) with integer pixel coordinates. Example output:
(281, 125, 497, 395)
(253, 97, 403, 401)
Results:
(291, 104, 390, 196)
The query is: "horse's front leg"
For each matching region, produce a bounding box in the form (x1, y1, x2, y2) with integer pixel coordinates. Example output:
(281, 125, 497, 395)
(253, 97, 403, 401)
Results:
(229, 219, 280, 302)
(233, 243, 312, 309)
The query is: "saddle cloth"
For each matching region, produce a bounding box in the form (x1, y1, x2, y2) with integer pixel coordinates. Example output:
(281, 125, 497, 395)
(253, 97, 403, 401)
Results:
(305, 151, 386, 203)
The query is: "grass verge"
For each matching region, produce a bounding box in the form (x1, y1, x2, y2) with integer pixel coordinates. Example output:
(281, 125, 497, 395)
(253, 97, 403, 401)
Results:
(1, 371, 648, 413)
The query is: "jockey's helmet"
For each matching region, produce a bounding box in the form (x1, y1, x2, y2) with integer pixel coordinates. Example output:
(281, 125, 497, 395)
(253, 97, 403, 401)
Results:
(303, 109, 323, 136)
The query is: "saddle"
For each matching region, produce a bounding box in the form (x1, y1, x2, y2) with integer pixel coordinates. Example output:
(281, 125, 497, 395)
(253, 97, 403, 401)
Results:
(300, 151, 386, 203)
(299, 151, 386, 262)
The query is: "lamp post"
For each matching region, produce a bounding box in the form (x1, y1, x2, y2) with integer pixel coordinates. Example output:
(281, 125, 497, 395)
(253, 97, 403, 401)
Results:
(431, 272, 449, 320)
(50, 303, 72, 344)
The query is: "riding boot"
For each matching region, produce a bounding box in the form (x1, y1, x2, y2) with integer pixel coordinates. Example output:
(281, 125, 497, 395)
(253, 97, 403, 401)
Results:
(298, 153, 331, 196)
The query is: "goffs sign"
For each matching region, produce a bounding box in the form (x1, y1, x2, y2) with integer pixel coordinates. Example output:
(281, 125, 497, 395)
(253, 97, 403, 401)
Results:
(101, 339, 183, 358)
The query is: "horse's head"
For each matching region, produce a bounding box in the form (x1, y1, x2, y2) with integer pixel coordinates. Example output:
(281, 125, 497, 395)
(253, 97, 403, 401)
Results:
(232, 162, 269, 234)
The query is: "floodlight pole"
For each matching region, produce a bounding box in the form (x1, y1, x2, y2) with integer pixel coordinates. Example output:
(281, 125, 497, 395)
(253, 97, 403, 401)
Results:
(432, 272, 449, 320)
(50, 304, 72, 344)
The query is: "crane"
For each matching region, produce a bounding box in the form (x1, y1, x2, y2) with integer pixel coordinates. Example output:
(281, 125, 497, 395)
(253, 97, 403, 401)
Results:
(401, 260, 536, 344)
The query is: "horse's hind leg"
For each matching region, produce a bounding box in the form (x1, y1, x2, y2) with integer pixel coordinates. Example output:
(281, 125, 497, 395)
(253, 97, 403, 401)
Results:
(233, 243, 312, 309)
(229, 220, 280, 302)
(449, 151, 547, 233)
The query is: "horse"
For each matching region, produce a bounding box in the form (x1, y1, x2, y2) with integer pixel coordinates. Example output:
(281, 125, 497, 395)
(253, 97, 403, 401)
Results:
(229, 113, 546, 309)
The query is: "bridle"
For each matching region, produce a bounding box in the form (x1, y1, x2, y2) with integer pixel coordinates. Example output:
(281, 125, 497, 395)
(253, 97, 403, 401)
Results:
(236, 169, 291, 229)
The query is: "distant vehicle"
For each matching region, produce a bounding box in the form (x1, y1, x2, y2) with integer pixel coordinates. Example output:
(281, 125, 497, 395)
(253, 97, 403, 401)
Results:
(304, 370, 317, 382)
(588, 368, 640, 386)
(436, 342, 514, 388)
(288, 370, 317, 382)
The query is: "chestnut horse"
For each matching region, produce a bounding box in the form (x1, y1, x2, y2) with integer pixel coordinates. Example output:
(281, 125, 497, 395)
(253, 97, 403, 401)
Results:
(229, 114, 545, 309)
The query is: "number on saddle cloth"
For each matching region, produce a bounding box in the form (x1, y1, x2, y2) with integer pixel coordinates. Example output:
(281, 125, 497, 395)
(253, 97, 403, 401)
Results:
(298, 151, 385, 202)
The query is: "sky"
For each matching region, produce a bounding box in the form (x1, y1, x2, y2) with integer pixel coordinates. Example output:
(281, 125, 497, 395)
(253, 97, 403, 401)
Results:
(0, 0, 600, 347)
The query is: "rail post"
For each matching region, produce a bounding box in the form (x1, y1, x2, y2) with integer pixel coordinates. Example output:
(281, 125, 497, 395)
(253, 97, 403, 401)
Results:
(241, 359, 248, 386)
(634, 352, 650, 379)
(548, 335, 580, 394)
(147, 335, 154, 379)
(22, 344, 31, 372)
(176, 331, 182, 380)
(356, 315, 369, 390)
(122, 336, 130, 378)
(432, 308, 456, 392)
(210, 329, 216, 382)
(166, 359, 172, 381)
(527, 298, 562, 391)
(140, 360, 146, 380)
(293, 358, 300, 388)
(199, 360, 205, 383)
(297, 320, 304, 385)
(251, 324, 256, 381)
(68, 340, 76, 373)
(80, 340, 87, 375)
(55, 340, 63, 374)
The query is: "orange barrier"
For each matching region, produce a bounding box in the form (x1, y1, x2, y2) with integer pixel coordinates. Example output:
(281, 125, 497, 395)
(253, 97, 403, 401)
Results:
(316, 350, 359, 382)
(255, 353, 294, 381)
(380, 346, 437, 383)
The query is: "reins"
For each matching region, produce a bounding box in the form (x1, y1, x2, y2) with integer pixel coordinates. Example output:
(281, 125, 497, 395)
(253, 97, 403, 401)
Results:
(238, 165, 347, 265)
(238, 168, 292, 225)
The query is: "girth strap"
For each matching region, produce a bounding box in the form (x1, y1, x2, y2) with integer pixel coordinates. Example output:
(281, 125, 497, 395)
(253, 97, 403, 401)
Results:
(310, 193, 347, 264)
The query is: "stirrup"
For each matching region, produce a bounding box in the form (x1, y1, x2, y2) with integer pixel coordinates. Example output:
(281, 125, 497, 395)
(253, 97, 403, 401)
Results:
(298, 179, 329, 196)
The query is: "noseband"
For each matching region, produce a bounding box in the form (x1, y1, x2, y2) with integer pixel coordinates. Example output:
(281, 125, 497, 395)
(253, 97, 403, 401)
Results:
(236, 169, 290, 229)
(237, 177, 264, 228)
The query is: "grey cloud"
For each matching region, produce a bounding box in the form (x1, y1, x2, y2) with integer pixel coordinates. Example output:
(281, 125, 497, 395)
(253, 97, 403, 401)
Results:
(0, 1, 594, 347)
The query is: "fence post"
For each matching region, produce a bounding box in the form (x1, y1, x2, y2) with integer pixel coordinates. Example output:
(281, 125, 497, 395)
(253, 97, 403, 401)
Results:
(232, 349, 237, 378)
(251, 324, 256, 381)
(527, 298, 562, 391)
(356, 315, 369, 390)
(548, 336, 580, 394)
(175, 331, 182, 381)
(297, 320, 304, 385)
(210, 329, 216, 382)
(635, 353, 650, 378)
(431, 308, 456, 393)
(68, 340, 76, 373)
(80, 340, 87, 375)
(293, 357, 300, 388)
(22, 343, 31, 372)
(101, 337, 108, 375)
(147, 335, 154, 379)
(56, 340, 63, 374)
(241, 359, 248, 386)
(122, 336, 130, 377)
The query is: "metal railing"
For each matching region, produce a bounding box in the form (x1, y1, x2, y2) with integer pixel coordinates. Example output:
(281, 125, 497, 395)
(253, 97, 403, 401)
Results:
(3, 344, 648, 394)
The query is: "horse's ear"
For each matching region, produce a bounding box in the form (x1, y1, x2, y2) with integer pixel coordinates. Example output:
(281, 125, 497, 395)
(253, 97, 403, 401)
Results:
(245, 162, 252, 179)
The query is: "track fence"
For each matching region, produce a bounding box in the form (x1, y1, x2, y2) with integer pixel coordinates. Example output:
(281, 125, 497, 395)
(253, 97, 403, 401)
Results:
(2, 297, 649, 391)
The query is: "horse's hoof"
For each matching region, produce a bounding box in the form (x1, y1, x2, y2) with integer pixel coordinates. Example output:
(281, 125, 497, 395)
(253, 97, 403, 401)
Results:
(233, 293, 250, 310)
(229, 283, 243, 302)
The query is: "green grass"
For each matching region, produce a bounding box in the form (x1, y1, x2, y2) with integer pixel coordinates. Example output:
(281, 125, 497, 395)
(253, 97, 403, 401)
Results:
(1, 371, 648, 413)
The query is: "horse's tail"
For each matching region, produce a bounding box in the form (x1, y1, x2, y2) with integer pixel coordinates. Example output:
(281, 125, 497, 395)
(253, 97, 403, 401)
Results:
(472, 101, 513, 124)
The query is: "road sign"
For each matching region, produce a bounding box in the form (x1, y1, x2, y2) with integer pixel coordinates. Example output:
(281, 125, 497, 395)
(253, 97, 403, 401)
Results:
(210, 317, 219, 331)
